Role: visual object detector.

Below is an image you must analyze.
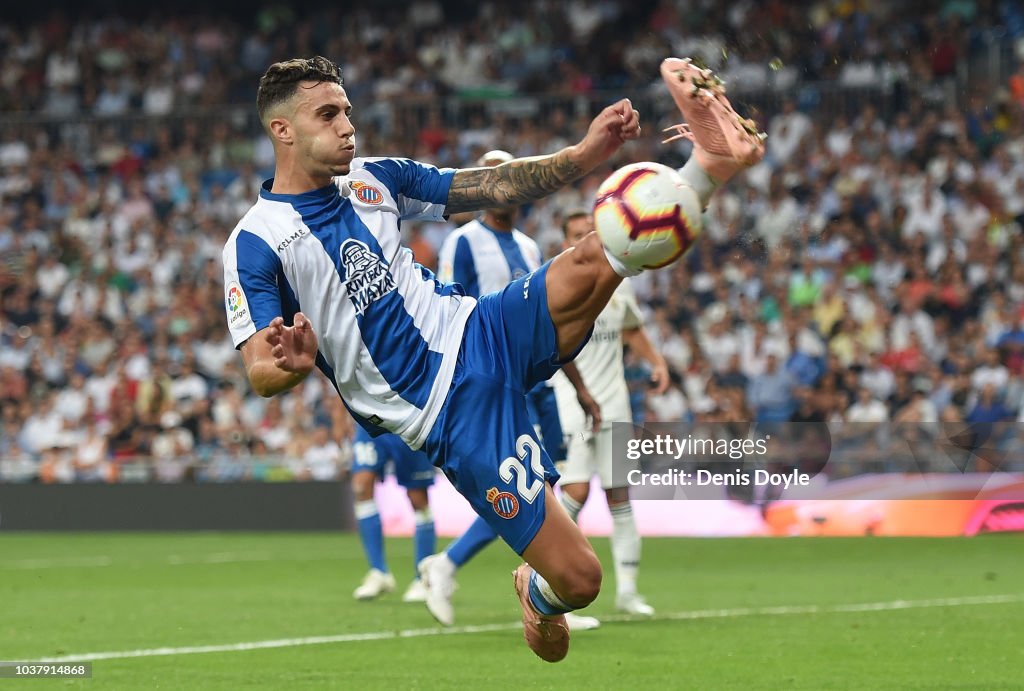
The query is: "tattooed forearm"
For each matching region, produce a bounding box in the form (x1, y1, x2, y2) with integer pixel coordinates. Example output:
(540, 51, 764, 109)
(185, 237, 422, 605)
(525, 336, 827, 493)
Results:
(445, 149, 585, 214)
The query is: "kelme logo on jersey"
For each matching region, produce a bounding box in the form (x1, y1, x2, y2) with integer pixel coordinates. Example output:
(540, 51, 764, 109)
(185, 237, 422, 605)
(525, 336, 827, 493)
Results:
(226, 282, 249, 325)
(486, 486, 519, 519)
(350, 180, 384, 205)
(340, 239, 396, 315)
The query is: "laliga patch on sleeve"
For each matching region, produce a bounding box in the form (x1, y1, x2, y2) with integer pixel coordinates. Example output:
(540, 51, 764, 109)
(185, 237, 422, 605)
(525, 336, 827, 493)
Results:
(226, 281, 250, 326)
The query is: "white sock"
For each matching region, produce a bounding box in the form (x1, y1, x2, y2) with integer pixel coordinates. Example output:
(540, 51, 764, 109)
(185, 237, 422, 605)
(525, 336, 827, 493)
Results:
(354, 499, 378, 519)
(609, 501, 640, 596)
(560, 492, 584, 523)
(678, 156, 719, 209)
(602, 247, 642, 277)
(528, 569, 574, 615)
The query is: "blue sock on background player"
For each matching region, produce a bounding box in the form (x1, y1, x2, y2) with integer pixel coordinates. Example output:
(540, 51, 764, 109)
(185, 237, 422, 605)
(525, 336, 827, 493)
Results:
(446, 516, 496, 567)
(413, 507, 435, 576)
(356, 499, 388, 573)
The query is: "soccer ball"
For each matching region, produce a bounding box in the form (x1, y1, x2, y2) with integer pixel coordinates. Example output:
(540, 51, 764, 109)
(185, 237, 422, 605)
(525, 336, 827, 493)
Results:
(593, 162, 702, 270)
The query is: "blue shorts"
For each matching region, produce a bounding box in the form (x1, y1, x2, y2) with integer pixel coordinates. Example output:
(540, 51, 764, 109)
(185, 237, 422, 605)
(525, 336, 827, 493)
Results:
(352, 428, 436, 489)
(425, 262, 590, 554)
(526, 382, 567, 463)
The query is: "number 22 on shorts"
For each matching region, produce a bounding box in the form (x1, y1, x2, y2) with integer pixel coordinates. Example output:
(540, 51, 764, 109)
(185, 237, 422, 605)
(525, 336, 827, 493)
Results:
(499, 435, 545, 504)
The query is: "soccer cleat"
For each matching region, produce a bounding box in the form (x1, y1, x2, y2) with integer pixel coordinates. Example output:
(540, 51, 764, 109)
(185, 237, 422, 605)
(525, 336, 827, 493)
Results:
(512, 564, 570, 663)
(401, 578, 428, 603)
(418, 553, 457, 626)
(564, 611, 601, 631)
(353, 568, 396, 601)
(659, 57, 766, 184)
(616, 592, 655, 616)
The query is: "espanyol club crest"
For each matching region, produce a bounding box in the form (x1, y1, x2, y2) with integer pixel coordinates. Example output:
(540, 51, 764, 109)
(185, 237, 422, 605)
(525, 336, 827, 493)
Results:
(487, 486, 519, 519)
(350, 180, 384, 205)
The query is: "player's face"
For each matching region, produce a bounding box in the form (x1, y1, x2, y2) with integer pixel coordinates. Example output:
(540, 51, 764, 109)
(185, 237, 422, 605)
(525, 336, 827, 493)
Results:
(290, 81, 356, 176)
(563, 215, 594, 248)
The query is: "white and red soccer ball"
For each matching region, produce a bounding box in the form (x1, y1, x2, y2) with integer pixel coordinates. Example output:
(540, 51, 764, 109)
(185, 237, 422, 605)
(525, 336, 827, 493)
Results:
(594, 162, 702, 270)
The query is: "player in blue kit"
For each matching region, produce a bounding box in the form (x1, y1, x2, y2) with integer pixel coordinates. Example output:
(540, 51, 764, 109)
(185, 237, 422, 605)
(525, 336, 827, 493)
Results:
(420, 150, 601, 630)
(224, 56, 764, 661)
(350, 428, 436, 603)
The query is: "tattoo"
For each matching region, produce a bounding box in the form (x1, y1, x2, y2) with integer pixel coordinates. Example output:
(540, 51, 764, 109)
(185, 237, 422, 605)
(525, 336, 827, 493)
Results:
(445, 151, 585, 214)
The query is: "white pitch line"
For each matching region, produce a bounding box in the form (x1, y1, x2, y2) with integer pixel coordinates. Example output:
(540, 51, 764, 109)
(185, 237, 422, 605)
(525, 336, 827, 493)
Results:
(30, 593, 1024, 664)
(0, 552, 325, 570)
(0, 556, 115, 570)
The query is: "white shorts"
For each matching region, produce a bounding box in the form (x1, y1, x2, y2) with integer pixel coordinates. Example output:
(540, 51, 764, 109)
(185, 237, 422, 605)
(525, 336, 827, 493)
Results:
(556, 426, 638, 489)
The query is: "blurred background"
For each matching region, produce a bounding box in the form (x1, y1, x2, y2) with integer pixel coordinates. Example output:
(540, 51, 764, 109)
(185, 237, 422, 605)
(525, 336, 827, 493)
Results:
(1, 0, 1024, 533)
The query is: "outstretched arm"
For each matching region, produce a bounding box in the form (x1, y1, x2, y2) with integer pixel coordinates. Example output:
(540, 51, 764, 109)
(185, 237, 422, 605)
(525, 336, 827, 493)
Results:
(240, 313, 319, 397)
(445, 98, 641, 214)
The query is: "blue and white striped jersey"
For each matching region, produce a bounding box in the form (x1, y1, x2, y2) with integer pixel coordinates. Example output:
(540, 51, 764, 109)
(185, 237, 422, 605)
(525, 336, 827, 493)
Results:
(222, 157, 475, 449)
(437, 218, 542, 298)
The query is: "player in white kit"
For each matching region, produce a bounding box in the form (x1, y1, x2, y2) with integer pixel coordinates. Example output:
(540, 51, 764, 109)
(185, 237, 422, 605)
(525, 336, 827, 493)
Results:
(553, 211, 670, 620)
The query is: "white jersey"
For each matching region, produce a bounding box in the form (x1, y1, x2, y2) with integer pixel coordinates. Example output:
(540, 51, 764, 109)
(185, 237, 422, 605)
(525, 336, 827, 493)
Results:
(437, 219, 542, 298)
(222, 157, 474, 449)
(554, 279, 643, 430)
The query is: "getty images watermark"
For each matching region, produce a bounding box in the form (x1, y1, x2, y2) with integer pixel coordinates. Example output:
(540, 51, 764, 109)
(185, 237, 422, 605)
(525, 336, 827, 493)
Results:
(624, 434, 811, 490)
(610, 421, 1024, 501)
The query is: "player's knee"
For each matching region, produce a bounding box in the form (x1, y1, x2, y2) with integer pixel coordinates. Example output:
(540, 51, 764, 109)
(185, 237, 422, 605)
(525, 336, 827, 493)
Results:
(406, 489, 429, 511)
(560, 550, 602, 607)
(563, 483, 589, 505)
(605, 487, 630, 505)
(572, 232, 606, 270)
(352, 472, 375, 501)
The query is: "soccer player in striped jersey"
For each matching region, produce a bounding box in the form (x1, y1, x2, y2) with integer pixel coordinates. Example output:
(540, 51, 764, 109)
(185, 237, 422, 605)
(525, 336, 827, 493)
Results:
(224, 56, 763, 661)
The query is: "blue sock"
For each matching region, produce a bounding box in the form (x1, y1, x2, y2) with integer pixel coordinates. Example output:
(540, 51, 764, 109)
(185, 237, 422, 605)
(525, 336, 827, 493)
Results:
(413, 507, 436, 577)
(355, 499, 388, 573)
(446, 516, 497, 567)
(528, 570, 573, 615)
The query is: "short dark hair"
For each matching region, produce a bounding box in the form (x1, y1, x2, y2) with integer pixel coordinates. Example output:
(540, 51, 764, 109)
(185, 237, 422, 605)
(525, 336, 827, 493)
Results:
(560, 209, 591, 237)
(257, 56, 343, 124)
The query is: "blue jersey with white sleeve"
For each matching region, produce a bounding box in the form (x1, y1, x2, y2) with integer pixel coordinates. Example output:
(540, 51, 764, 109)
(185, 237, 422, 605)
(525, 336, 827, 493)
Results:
(222, 157, 474, 449)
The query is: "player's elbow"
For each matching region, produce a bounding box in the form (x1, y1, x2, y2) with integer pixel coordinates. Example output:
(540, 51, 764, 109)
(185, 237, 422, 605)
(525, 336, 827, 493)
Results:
(247, 373, 280, 399)
(251, 381, 276, 398)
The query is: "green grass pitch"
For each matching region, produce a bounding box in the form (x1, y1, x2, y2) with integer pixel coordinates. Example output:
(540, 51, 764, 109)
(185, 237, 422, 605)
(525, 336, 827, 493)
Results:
(1, 533, 1021, 689)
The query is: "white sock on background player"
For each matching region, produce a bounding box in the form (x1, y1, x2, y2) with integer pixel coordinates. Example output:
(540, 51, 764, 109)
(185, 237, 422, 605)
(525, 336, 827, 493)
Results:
(609, 501, 641, 596)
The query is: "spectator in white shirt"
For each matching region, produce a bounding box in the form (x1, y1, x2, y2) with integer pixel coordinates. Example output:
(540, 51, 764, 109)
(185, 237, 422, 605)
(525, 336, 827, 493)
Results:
(301, 426, 347, 481)
(768, 98, 813, 165)
(846, 387, 890, 423)
(902, 181, 946, 240)
(890, 297, 936, 353)
(970, 349, 1009, 394)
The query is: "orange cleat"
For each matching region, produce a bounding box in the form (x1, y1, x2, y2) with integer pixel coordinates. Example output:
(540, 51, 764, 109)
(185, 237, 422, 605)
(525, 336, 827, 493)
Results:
(660, 57, 766, 184)
(512, 564, 570, 663)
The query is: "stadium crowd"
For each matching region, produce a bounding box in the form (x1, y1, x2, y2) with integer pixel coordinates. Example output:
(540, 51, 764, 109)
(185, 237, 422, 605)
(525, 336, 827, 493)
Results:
(3, 0, 1024, 482)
